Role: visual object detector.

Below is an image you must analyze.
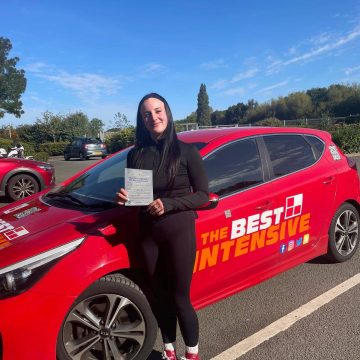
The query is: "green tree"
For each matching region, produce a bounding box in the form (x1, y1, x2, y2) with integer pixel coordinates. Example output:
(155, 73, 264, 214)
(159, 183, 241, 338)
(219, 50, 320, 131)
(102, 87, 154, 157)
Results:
(113, 112, 129, 129)
(36, 111, 64, 142)
(225, 103, 248, 124)
(196, 83, 211, 126)
(285, 92, 313, 119)
(0, 37, 26, 118)
(88, 118, 104, 137)
(63, 112, 89, 139)
(211, 110, 226, 125)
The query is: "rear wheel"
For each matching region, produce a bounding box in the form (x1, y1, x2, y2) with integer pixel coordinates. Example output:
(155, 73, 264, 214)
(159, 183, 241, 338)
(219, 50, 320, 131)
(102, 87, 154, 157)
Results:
(7, 174, 40, 201)
(64, 152, 70, 161)
(327, 203, 360, 262)
(56, 274, 157, 360)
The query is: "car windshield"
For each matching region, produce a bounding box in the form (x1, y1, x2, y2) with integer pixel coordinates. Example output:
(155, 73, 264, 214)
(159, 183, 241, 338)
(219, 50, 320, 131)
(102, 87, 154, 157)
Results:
(45, 141, 207, 210)
(45, 147, 131, 209)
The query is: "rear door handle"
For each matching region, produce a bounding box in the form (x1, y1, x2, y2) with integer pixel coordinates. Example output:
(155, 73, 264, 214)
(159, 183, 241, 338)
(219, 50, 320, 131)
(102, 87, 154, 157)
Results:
(323, 176, 335, 185)
(255, 201, 274, 210)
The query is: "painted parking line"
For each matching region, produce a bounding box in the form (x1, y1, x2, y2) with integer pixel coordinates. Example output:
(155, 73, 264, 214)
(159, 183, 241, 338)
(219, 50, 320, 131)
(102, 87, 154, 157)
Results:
(211, 273, 360, 360)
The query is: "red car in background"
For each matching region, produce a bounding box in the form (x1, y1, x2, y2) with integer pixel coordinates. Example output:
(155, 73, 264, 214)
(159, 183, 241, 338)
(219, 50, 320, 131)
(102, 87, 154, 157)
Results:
(0, 157, 55, 201)
(0, 127, 359, 360)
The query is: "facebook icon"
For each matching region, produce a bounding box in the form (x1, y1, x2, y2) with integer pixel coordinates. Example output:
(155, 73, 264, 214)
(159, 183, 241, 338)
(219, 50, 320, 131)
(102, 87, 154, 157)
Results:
(280, 243, 287, 254)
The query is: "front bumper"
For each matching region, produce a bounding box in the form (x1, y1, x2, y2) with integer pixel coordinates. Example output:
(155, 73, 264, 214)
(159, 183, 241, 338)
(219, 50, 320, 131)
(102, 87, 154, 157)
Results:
(0, 289, 76, 360)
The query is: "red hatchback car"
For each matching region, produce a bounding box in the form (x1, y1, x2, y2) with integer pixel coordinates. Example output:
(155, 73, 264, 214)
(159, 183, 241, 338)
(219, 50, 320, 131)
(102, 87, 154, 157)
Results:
(0, 157, 55, 201)
(0, 127, 359, 360)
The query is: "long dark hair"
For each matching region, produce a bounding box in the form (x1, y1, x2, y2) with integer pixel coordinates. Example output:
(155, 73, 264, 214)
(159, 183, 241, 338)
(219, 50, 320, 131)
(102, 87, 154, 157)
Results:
(133, 93, 181, 185)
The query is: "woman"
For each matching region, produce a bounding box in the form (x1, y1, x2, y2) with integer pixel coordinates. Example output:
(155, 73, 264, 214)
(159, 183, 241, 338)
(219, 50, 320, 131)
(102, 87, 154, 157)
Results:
(117, 93, 209, 360)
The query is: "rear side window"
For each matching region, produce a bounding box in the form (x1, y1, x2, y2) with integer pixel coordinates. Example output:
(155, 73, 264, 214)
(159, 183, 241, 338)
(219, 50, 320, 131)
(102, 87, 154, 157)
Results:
(263, 135, 317, 177)
(204, 138, 263, 196)
(305, 135, 324, 160)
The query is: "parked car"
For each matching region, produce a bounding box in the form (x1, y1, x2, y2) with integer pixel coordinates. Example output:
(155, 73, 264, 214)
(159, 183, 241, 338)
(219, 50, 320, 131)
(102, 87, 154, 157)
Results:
(64, 137, 108, 160)
(0, 127, 359, 360)
(0, 157, 55, 201)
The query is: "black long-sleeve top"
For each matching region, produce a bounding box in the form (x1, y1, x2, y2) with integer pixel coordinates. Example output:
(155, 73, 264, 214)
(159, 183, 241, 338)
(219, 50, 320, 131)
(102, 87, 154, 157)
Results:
(127, 140, 209, 213)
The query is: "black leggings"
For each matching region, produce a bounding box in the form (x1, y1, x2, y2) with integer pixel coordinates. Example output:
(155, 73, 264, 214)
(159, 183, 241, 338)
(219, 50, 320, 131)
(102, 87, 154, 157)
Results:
(140, 210, 199, 346)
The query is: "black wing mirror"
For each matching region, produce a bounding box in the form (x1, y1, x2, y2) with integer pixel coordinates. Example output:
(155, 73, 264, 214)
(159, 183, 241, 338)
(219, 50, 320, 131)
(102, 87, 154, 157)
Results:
(196, 192, 219, 210)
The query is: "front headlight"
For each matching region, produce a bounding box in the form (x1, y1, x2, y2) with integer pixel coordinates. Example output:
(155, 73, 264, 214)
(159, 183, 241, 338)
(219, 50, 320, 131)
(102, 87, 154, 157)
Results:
(0, 237, 85, 299)
(37, 163, 54, 171)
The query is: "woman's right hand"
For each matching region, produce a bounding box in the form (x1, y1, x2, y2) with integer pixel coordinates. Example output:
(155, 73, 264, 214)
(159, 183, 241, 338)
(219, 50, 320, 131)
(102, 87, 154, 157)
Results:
(116, 188, 128, 205)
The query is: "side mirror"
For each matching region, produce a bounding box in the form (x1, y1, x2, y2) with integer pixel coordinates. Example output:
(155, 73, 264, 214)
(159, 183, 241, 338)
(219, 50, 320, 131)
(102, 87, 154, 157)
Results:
(196, 192, 219, 210)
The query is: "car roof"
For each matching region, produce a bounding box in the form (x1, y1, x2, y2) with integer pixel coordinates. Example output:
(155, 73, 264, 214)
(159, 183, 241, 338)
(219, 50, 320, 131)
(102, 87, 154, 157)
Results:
(177, 126, 331, 145)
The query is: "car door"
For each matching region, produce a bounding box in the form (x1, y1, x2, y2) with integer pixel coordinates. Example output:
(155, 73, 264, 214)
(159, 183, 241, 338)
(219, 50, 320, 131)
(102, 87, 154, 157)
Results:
(191, 137, 284, 305)
(260, 133, 337, 265)
(71, 139, 81, 157)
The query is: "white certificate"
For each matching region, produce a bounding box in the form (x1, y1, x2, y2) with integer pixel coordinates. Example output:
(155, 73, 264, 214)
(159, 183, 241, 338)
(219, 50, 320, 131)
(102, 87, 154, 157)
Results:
(124, 168, 153, 206)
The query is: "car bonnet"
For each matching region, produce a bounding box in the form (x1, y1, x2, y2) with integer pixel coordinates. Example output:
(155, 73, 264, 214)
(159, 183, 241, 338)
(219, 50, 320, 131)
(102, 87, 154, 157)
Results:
(0, 197, 99, 269)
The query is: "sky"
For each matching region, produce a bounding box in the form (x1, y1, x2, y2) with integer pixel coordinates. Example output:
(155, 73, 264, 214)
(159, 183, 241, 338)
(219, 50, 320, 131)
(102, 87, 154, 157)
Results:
(1, 0, 360, 129)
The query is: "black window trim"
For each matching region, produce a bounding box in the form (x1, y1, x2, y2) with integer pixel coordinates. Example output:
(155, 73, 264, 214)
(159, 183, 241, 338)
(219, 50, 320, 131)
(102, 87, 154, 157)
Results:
(259, 133, 325, 181)
(202, 133, 326, 200)
(202, 135, 268, 200)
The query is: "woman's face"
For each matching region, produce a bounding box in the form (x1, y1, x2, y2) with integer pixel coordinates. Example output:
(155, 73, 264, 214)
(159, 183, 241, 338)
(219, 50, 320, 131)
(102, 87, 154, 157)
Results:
(141, 97, 168, 139)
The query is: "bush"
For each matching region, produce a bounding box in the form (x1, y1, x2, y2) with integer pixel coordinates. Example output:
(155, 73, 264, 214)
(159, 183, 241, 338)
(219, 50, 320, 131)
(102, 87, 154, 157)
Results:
(0, 138, 13, 149)
(105, 127, 135, 153)
(331, 124, 360, 154)
(39, 142, 68, 156)
(32, 151, 49, 162)
(254, 118, 283, 127)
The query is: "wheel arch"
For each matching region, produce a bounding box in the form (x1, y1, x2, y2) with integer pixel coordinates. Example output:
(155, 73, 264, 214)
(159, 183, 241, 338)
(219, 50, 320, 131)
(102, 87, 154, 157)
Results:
(1, 168, 44, 194)
(344, 199, 360, 216)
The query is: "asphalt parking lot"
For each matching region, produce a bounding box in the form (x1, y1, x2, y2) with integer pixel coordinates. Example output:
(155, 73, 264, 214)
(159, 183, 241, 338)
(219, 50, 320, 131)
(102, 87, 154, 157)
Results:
(1, 154, 360, 359)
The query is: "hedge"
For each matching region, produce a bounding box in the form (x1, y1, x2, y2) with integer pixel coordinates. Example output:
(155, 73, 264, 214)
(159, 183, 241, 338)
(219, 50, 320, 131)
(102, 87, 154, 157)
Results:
(105, 127, 135, 153)
(331, 124, 360, 154)
(39, 142, 68, 156)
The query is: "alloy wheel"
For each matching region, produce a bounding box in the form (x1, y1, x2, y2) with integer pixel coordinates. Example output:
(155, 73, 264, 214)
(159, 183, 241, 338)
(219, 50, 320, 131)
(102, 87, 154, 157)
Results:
(334, 209, 359, 256)
(62, 293, 146, 360)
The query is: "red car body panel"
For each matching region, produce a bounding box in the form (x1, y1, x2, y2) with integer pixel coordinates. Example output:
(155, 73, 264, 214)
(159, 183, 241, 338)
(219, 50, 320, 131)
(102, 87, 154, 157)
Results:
(0, 157, 55, 198)
(0, 127, 359, 360)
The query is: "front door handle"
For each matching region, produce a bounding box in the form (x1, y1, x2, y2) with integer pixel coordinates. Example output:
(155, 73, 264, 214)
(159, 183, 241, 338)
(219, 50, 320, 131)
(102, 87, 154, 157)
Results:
(255, 201, 274, 210)
(323, 176, 335, 185)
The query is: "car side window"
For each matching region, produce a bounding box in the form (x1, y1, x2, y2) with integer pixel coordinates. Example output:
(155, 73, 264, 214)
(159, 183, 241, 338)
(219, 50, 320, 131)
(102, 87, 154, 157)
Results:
(204, 138, 263, 196)
(304, 135, 324, 160)
(263, 134, 317, 177)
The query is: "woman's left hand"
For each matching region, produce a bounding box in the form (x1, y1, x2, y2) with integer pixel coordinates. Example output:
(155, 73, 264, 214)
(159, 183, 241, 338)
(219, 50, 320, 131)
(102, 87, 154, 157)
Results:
(147, 199, 165, 216)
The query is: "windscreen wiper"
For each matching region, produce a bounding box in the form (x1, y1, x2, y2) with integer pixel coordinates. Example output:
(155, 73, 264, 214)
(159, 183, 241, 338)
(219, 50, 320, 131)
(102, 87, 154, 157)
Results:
(45, 191, 88, 207)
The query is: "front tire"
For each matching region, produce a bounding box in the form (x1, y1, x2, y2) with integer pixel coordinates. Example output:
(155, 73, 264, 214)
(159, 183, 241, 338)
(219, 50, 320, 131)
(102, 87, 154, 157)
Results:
(56, 274, 157, 360)
(327, 203, 360, 262)
(7, 174, 40, 201)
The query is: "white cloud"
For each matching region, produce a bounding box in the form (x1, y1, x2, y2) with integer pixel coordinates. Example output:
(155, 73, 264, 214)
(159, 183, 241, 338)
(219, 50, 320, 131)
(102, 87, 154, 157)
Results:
(221, 87, 245, 96)
(200, 59, 227, 70)
(24, 62, 53, 73)
(344, 65, 360, 75)
(267, 24, 360, 73)
(258, 80, 289, 93)
(37, 71, 121, 98)
(230, 68, 259, 83)
(287, 46, 297, 55)
(137, 63, 167, 76)
(309, 32, 332, 45)
(210, 79, 229, 89)
(26, 62, 123, 100)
